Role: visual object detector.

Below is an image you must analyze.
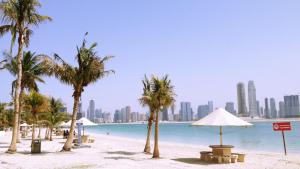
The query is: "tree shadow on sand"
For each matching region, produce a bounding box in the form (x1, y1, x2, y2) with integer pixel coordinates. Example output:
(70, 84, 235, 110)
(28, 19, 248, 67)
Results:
(172, 158, 212, 165)
(106, 151, 139, 156)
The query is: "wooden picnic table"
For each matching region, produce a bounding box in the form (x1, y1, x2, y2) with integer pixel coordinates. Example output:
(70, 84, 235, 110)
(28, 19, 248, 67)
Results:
(209, 145, 234, 156)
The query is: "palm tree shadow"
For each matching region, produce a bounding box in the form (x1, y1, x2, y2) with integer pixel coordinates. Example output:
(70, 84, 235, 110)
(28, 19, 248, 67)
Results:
(106, 151, 139, 156)
(172, 158, 211, 165)
(0, 145, 10, 148)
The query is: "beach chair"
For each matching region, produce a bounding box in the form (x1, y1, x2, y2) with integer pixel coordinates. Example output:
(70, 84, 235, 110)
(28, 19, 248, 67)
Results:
(200, 151, 212, 161)
(232, 153, 245, 162)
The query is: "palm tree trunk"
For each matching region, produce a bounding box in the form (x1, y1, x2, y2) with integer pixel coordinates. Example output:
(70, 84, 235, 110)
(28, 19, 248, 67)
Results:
(144, 112, 154, 154)
(7, 33, 24, 153)
(44, 128, 49, 140)
(31, 115, 37, 146)
(38, 125, 41, 139)
(50, 128, 53, 141)
(152, 111, 159, 158)
(16, 87, 25, 143)
(62, 90, 80, 151)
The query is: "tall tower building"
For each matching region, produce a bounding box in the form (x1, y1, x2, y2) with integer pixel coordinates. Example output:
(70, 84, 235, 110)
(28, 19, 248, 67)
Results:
(248, 81, 257, 117)
(225, 102, 235, 115)
(162, 108, 169, 121)
(180, 102, 193, 121)
(270, 98, 277, 118)
(237, 82, 247, 117)
(125, 106, 131, 122)
(88, 100, 95, 121)
(284, 95, 300, 118)
(264, 98, 270, 119)
(256, 101, 260, 117)
(279, 101, 285, 118)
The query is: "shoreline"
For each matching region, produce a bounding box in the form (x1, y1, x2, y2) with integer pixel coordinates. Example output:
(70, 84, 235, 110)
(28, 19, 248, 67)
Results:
(1, 131, 300, 169)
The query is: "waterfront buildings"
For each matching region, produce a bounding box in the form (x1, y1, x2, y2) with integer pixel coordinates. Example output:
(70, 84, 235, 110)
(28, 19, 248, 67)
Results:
(264, 98, 270, 119)
(237, 82, 247, 117)
(225, 102, 236, 115)
(270, 98, 277, 118)
(279, 101, 285, 118)
(88, 100, 95, 121)
(162, 108, 169, 121)
(248, 81, 257, 117)
(197, 101, 214, 119)
(180, 102, 193, 121)
(284, 95, 300, 118)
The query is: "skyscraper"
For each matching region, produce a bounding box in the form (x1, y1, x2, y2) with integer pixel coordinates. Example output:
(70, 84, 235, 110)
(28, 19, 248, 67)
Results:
(225, 102, 236, 115)
(264, 98, 270, 119)
(248, 81, 257, 117)
(284, 95, 300, 118)
(180, 102, 193, 121)
(256, 101, 260, 117)
(279, 101, 285, 118)
(88, 100, 95, 121)
(270, 98, 277, 118)
(237, 82, 247, 117)
(162, 108, 169, 121)
(197, 105, 209, 119)
(126, 106, 131, 122)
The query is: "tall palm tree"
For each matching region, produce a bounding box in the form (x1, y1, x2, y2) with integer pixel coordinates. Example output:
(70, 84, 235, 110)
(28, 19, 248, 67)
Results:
(145, 75, 175, 158)
(139, 76, 157, 154)
(23, 91, 48, 145)
(0, 0, 51, 153)
(3, 51, 50, 142)
(42, 97, 67, 141)
(45, 33, 114, 151)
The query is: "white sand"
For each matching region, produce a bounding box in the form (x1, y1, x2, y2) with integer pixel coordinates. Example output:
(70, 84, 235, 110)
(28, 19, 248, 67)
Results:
(0, 130, 300, 169)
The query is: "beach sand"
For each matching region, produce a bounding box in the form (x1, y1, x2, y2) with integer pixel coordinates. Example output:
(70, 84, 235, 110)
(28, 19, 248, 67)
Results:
(0, 131, 299, 169)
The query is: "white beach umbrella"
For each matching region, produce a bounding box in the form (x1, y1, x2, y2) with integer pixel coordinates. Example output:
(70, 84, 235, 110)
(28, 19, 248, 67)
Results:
(20, 123, 28, 127)
(60, 120, 72, 127)
(192, 108, 253, 145)
(77, 117, 97, 126)
(77, 117, 97, 136)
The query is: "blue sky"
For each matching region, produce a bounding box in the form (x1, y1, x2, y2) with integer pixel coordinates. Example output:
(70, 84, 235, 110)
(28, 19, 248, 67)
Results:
(1, 0, 300, 113)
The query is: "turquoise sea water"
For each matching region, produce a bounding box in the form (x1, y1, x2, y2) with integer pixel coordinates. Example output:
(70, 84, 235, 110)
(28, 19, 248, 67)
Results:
(86, 121, 300, 154)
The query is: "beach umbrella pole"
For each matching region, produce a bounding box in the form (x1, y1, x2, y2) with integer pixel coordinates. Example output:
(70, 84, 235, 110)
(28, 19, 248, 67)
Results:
(220, 126, 223, 145)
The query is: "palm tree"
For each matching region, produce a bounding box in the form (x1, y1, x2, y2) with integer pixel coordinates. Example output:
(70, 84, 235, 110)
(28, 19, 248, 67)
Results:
(3, 51, 50, 142)
(139, 76, 157, 154)
(45, 33, 114, 151)
(43, 97, 67, 141)
(142, 75, 175, 158)
(0, 0, 51, 153)
(23, 91, 49, 145)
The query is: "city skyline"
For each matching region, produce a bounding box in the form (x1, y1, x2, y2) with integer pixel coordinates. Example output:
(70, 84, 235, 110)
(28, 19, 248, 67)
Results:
(1, 1, 300, 114)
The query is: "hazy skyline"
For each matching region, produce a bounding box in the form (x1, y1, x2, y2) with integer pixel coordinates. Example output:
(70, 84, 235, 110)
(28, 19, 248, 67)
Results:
(1, 0, 300, 113)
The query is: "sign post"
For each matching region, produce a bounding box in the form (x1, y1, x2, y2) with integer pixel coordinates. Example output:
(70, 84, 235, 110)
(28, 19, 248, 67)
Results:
(273, 122, 291, 155)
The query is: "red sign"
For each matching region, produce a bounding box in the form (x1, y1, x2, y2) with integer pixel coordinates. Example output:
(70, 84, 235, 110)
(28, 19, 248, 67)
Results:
(273, 122, 291, 131)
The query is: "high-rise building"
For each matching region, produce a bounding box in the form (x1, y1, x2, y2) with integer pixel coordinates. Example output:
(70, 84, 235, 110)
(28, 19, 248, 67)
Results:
(270, 98, 277, 118)
(121, 108, 126, 123)
(162, 108, 169, 121)
(125, 106, 131, 122)
(279, 101, 285, 118)
(225, 102, 236, 115)
(256, 101, 260, 117)
(197, 105, 209, 119)
(248, 81, 257, 117)
(114, 109, 121, 123)
(180, 102, 193, 121)
(260, 107, 264, 117)
(171, 104, 175, 115)
(88, 100, 95, 121)
(284, 95, 300, 118)
(237, 82, 247, 117)
(264, 98, 270, 119)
